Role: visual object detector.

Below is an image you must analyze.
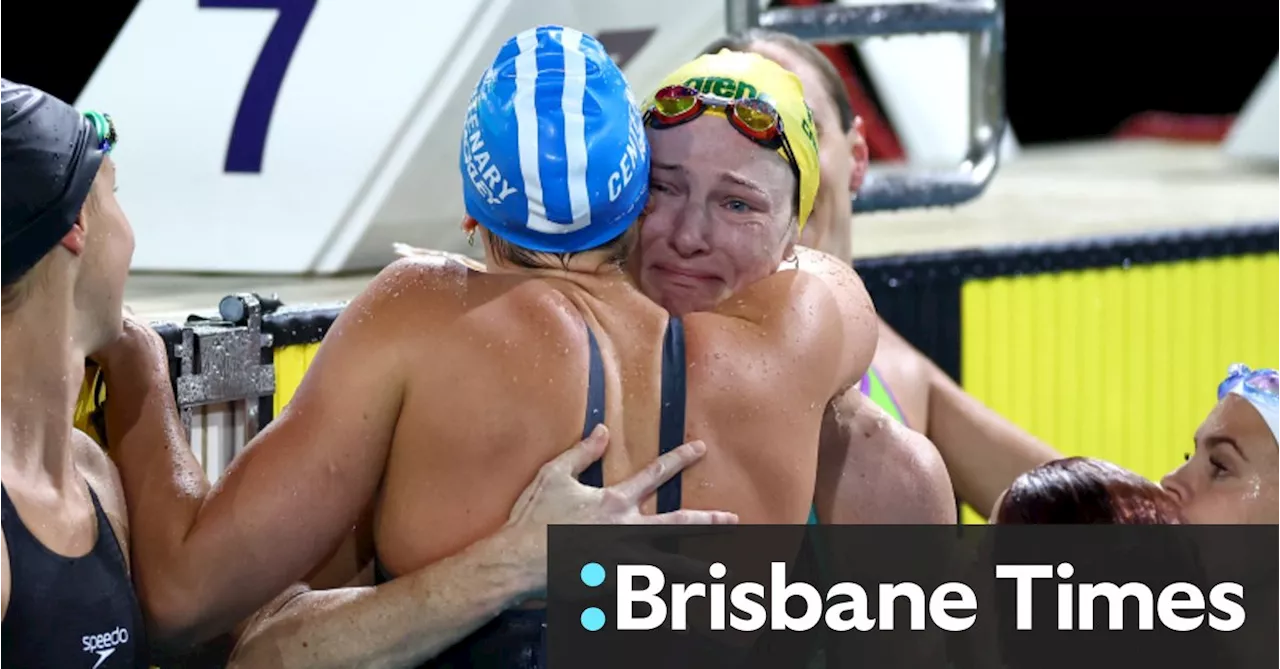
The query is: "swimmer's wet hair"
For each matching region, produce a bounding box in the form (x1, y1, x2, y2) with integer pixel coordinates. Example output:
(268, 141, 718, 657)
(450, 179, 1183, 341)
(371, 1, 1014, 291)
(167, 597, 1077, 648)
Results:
(483, 196, 649, 270)
(1, 265, 43, 313)
(0, 273, 30, 315)
(485, 225, 637, 271)
(995, 456, 1185, 524)
(704, 30, 856, 132)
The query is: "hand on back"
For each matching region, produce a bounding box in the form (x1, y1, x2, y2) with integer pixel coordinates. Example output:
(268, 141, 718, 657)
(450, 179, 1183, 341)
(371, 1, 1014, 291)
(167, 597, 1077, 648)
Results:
(505, 425, 739, 556)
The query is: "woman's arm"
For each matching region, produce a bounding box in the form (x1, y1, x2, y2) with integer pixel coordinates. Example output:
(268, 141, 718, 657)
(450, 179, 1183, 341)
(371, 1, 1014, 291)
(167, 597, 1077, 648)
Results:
(227, 530, 538, 669)
(227, 427, 737, 669)
(98, 264, 414, 647)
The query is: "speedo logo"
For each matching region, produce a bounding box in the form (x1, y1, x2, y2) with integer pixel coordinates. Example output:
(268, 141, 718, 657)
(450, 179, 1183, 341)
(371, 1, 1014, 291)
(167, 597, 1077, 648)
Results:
(83, 626, 129, 668)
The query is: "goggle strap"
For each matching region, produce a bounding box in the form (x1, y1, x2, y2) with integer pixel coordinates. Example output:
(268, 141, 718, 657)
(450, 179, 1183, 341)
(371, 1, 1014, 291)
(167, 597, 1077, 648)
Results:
(83, 110, 117, 153)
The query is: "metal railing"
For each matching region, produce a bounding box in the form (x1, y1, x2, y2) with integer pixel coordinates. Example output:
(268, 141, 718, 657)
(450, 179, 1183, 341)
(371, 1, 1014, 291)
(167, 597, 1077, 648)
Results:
(131, 294, 281, 481)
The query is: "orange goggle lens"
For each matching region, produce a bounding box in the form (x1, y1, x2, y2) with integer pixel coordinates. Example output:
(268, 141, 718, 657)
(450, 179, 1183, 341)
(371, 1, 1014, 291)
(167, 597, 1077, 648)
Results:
(729, 98, 781, 140)
(652, 86, 700, 118)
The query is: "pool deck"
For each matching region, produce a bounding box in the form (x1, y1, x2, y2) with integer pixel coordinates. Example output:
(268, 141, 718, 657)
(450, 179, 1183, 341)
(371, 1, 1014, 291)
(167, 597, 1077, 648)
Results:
(126, 139, 1279, 322)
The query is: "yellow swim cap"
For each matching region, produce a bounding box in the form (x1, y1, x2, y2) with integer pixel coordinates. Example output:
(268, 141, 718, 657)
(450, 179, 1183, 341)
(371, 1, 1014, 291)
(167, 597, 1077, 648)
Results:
(646, 49, 820, 231)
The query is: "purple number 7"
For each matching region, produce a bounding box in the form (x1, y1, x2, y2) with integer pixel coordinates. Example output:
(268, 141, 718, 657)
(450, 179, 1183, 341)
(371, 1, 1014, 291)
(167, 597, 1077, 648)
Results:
(199, 0, 316, 173)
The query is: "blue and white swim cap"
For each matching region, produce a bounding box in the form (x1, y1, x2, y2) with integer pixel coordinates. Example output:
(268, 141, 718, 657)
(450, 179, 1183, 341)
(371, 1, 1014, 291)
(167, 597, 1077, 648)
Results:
(460, 26, 649, 254)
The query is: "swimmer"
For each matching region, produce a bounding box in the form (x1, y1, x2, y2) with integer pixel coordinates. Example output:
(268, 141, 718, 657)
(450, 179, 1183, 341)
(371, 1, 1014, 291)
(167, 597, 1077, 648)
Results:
(700, 30, 1061, 516)
(98, 25, 865, 666)
(0, 80, 148, 667)
(1160, 365, 1280, 668)
(1162, 364, 1278, 524)
(631, 45, 955, 525)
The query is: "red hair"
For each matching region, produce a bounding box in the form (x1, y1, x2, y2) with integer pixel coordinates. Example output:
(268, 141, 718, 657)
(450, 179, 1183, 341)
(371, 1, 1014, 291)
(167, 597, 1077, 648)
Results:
(996, 457, 1185, 524)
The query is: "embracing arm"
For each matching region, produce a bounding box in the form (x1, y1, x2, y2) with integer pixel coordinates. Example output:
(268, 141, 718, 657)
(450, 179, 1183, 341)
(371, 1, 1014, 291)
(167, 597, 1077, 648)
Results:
(228, 530, 538, 669)
(227, 427, 736, 669)
(873, 325, 1060, 516)
(814, 387, 956, 524)
(97, 265, 413, 647)
(926, 366, 1060, 516)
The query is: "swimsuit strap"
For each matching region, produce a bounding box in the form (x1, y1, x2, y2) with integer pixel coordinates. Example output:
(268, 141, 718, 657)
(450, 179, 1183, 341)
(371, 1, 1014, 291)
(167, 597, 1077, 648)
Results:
(656, 317, 687, 513)
(576, 325, 607, 487)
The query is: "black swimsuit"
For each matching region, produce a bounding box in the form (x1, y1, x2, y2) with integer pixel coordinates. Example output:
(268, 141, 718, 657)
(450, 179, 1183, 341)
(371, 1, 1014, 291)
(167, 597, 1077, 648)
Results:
(1, 484, 148, 669)
(374, 318, 687, 669)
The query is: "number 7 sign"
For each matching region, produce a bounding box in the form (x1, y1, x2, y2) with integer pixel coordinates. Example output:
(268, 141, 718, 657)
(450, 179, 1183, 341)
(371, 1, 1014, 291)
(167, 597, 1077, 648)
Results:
(198, 0, 317, 173)
(72, 0, 723, 274)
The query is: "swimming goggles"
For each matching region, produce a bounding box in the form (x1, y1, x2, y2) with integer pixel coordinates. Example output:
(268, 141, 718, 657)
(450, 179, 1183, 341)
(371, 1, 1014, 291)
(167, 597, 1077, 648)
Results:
(644, 85, 801, 208)
(1217, 363, 1279, 445)
(83, 110, 117, 154)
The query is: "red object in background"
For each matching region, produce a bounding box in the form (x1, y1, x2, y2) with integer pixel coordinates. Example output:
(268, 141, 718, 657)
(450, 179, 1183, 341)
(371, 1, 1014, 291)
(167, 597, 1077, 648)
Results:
(782, 0, 907, 161)
(1112, 111, 1237, 143)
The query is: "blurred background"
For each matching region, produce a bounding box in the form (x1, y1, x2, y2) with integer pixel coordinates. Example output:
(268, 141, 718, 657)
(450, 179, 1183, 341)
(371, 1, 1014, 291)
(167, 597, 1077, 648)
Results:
(9, 1, 1277, 153)
(8, 0, 1277, 523)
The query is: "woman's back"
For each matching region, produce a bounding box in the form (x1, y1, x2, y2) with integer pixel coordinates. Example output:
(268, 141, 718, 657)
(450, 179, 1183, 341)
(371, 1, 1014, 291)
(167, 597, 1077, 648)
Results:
(374, 256, 847, 575)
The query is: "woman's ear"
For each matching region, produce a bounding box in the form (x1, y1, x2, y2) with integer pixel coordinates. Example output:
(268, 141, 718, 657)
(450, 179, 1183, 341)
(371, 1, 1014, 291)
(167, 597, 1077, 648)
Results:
(849, 116, 869, 194)
(60, 217, 88, 256)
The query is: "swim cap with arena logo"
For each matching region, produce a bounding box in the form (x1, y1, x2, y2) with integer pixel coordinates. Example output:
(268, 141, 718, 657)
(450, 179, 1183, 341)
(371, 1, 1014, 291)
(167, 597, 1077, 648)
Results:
(2, 79, 114, 286)
(647, 49, 821, 231)
(460, 25, 649, 254)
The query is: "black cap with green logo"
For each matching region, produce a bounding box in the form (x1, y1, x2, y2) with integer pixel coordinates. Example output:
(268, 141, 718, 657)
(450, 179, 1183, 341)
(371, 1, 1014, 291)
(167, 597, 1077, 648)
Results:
(2, 79, 116, 286)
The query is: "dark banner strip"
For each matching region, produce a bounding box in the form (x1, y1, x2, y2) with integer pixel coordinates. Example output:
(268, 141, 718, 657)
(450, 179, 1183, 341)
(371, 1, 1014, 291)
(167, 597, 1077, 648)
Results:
(856, 221, 1278, 282)
(862, 270, 964, 384)
(262, 305, 344, 348)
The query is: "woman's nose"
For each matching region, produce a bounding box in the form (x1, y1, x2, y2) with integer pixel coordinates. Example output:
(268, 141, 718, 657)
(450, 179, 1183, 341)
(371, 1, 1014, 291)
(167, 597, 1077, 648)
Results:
(1161, 468, 1190, 506)
(669, 205, 710, 258)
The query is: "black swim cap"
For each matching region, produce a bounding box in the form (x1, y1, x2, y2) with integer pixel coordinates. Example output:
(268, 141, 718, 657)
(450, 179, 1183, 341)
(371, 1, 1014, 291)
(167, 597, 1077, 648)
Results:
(2, 79, 114, 286)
